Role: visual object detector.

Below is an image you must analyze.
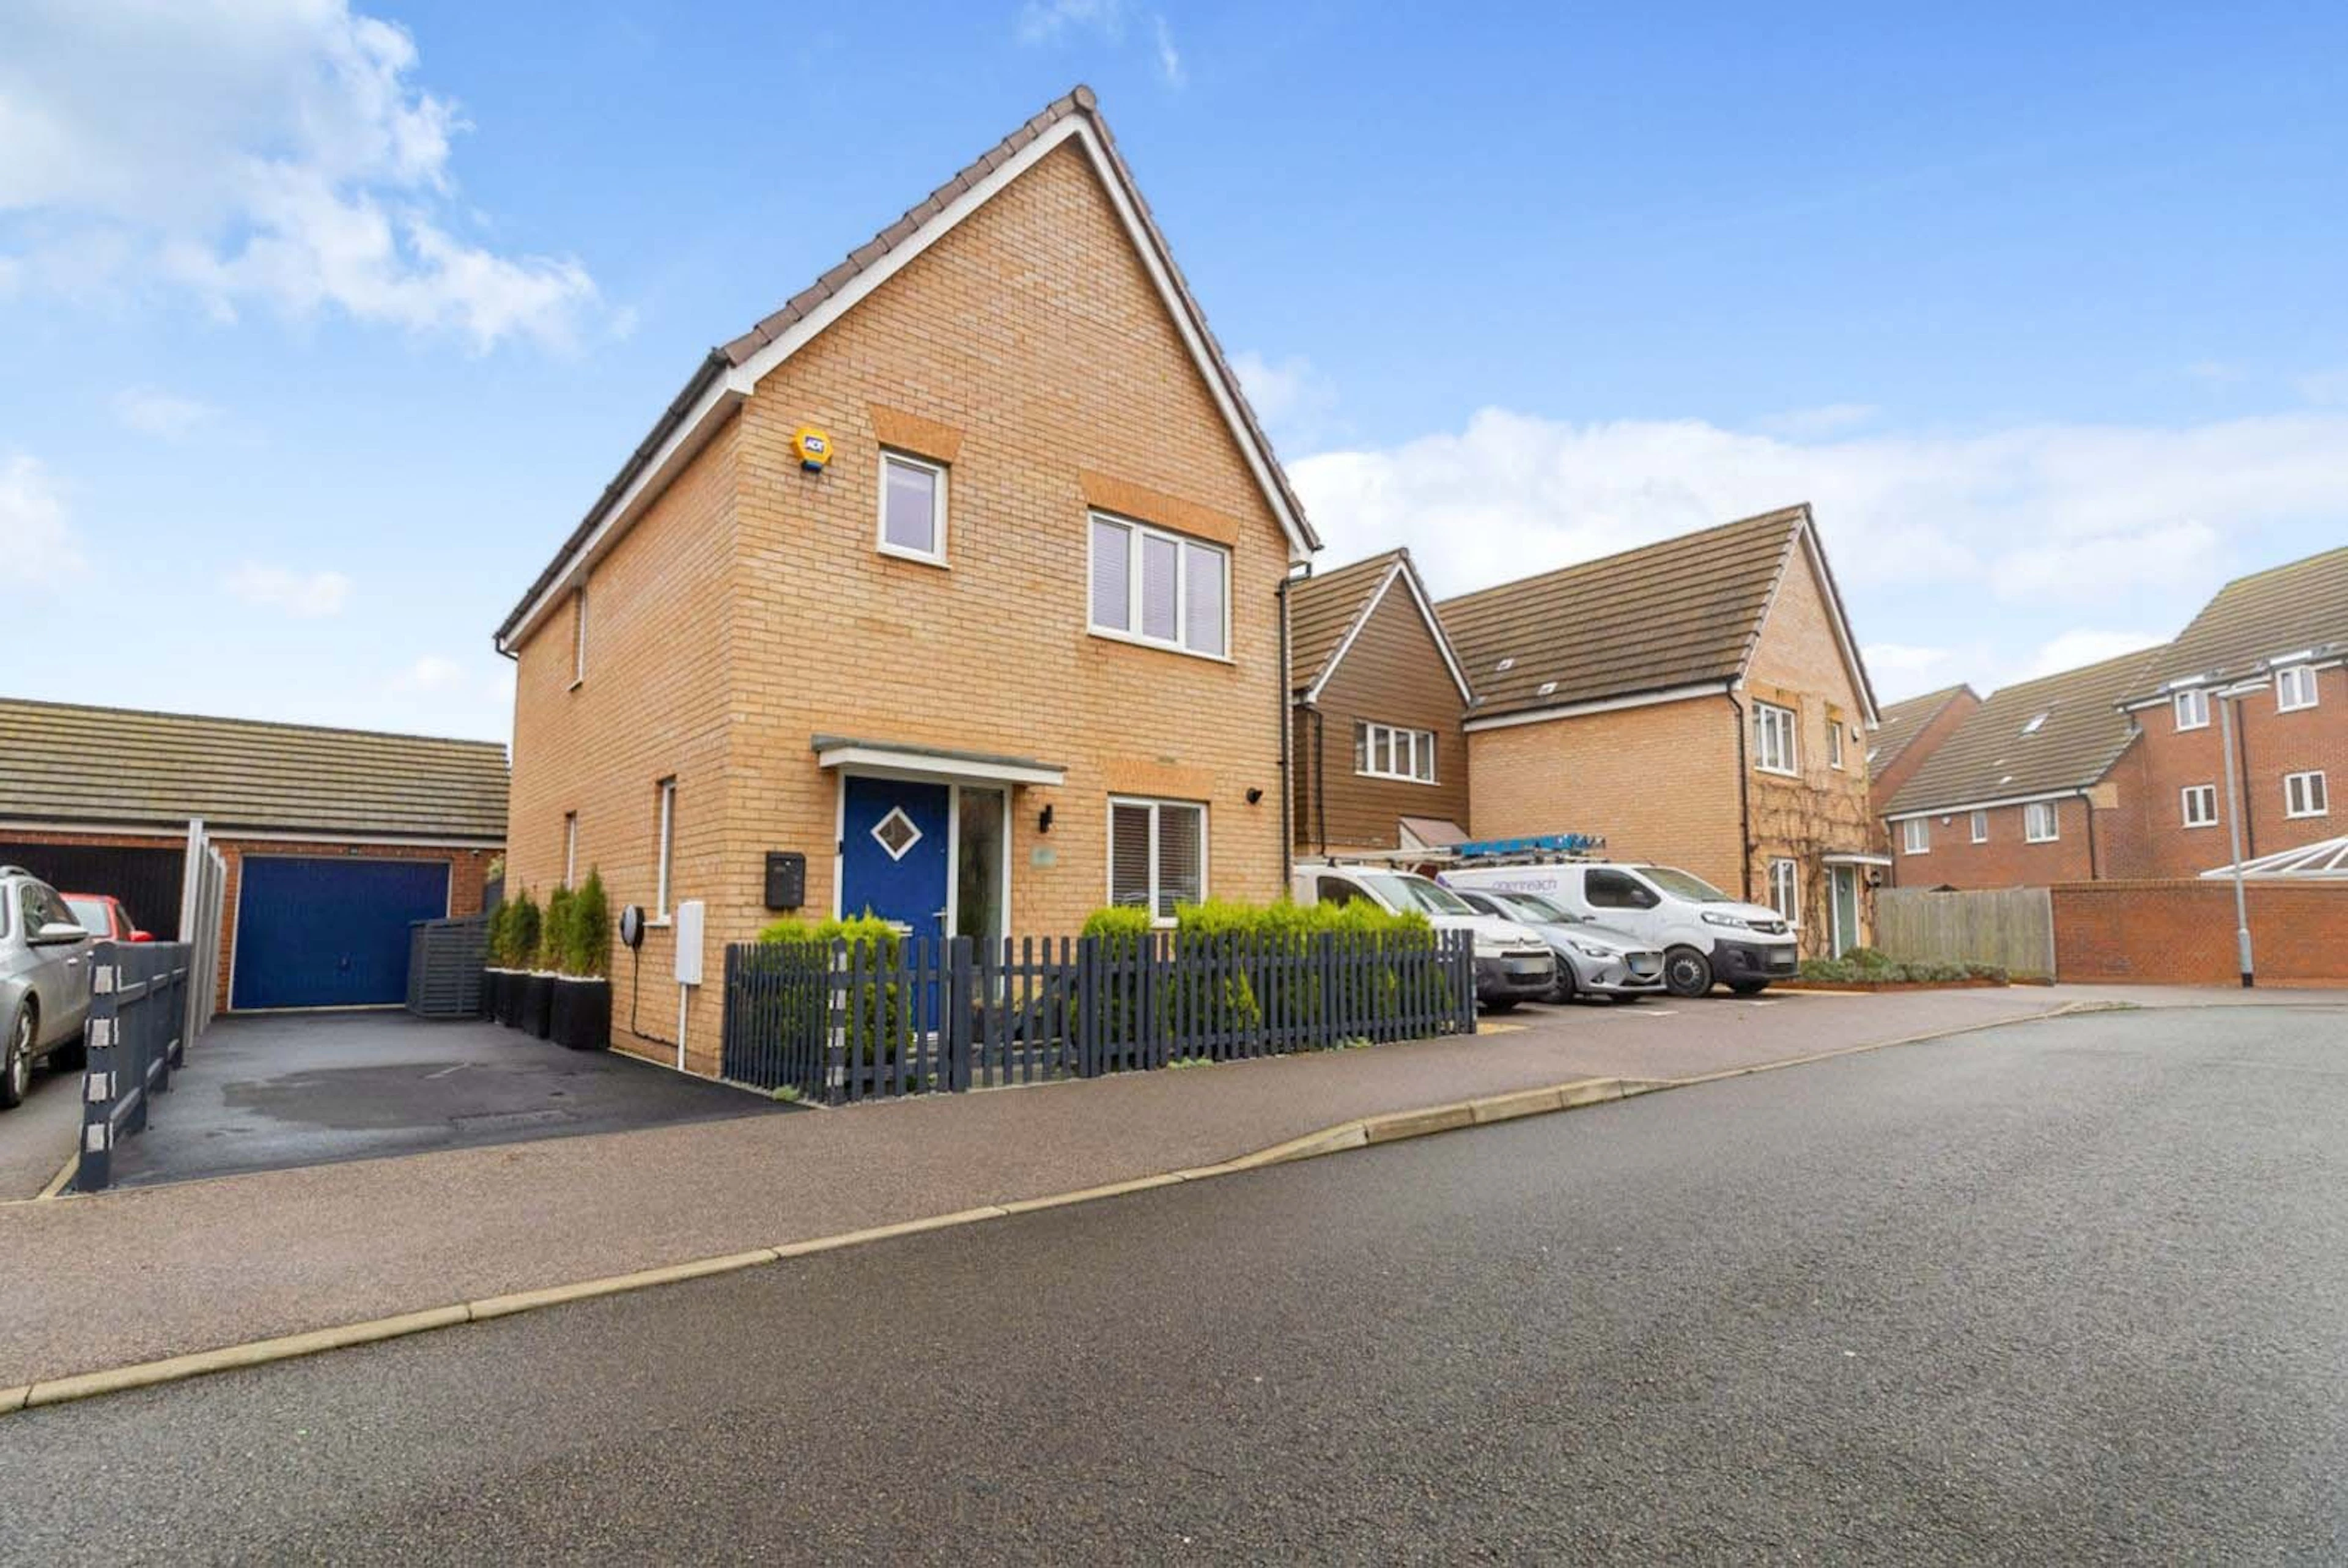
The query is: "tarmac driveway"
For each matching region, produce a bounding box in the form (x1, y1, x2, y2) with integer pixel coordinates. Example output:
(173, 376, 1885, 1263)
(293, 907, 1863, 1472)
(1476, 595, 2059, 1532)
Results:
(105, 1012, 785, 1190)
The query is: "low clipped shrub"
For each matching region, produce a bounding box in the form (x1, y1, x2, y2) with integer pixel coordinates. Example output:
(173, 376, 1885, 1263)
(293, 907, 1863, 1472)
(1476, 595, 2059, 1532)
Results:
(1798, 951, 2008, 985)
(758, 911, 907, 1069)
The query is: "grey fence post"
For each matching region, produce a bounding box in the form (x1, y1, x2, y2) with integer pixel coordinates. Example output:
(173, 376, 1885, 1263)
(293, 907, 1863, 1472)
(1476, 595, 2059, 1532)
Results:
(77, 941, 122, 1192)
(947, 937, 974, 1093)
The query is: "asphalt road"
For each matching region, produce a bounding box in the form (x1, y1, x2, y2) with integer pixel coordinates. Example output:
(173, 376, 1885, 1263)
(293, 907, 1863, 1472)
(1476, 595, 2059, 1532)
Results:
(6, 1004, 2344, 1564)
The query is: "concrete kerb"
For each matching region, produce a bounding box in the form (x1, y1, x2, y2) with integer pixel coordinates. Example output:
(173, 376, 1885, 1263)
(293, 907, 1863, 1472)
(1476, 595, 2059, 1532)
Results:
(2, 998, 2149, 1416)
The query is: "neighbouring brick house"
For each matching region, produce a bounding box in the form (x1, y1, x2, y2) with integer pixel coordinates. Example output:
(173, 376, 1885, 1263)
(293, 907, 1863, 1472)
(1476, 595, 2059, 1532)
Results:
(1288, 550, 1477, 857)
(2102, 545, 2347, 879)
(497, 88, 1318, 1075)
(1436, 506, 1885, 959)
(1881, 650, 2154, 889)
(1866, 684, 1977, 824)
(0, 697, 506, 1010)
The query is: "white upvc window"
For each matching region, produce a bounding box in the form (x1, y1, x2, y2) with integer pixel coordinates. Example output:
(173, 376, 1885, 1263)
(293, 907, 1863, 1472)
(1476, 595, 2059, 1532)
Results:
(1107, 797, 1207, 922)
(1356, 720, 1437, 784)
(2181, 784, 2218, 828)
(1826, 721, 1846, 770)
(1752, 701, 1799, 776)
(1902, 818, 1929, 855)
(570, 588, 588, 687)
(878, 451, 948, 565)
(2173, 688, 2209, 731)
(1971, 810, 1988, 844)
(2284, 770, 2329, 819)
(563, 811, 578, 885)
(1767, 858, 1799, 926)
(1088, 513, 1228, 659)
(2275, 664, 2319, 712)
(2024, 801, 2060, 842)
(654, 778, 677, 917)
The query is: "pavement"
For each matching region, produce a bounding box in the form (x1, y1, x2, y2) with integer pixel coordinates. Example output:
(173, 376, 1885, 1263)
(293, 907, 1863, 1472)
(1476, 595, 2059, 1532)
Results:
(3, 1003, 2344, 1562)
(0, 982, 2338, 1396)
(0, 1052, 81, 1199)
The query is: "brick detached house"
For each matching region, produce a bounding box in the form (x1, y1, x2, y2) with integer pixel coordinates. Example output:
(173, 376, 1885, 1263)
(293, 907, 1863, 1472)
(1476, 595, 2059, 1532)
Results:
(1881, 650, 2154, 889)
(1436, 506, 1884, 958)
(1866, 683, 1977, 819)
(497, 88, 1318, 1075)
(2102, 545, 2347, 878)
(0, 698, 505, 1010)
(1288, 550, 1477, 857)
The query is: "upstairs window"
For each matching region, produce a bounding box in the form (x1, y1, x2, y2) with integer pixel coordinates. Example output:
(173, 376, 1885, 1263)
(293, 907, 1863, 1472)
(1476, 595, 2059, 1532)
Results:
(1902, 819, 1929, 855)
(1356, 721, 1436, 783)
(1971, 810, 1988, 844)
(2173, 688, 2209, 731)
(654, 778, 677, 917)
(1109, 797, 1206, 921)
(879, 452, 947, 565)
(2025, 801, 2060, 842)
(2284, 770, 2329, 819)
(1826, 721, 1846, 770)
(1089, 513, 1227, 658)
(1752, 701, 1799, 776)
(570, 588, 588, 687)
(563, 811, 578, 885)
(2275, 664, 2319, 712)
(2181, 785, 2217, 828)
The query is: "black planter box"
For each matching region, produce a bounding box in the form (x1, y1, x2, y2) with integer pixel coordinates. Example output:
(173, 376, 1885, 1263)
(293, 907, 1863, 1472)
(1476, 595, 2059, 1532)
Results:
(483, 968, 510, 1023)
(550, 976, 612, 1051)
(490, 968, 523, 1027)
(522, 972, 555, 1039)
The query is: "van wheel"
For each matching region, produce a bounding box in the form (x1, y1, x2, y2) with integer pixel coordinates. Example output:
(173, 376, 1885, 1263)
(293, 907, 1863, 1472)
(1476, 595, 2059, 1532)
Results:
(1662, 947, 1713, 998)
(1, 1007, 31, 1110)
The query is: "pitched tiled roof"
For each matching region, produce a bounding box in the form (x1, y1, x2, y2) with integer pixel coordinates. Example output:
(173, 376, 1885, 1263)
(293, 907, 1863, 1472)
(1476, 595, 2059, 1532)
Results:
(497, 86, 1314, 647)
(0, 698, 509, 841)
(1883, 650, 2159, 817)
(1288, 551, 1402, 694)
(1869, 685, 1975, 781)
(2122, 544, 2348, 703)
(1436, 507, 1811, 720)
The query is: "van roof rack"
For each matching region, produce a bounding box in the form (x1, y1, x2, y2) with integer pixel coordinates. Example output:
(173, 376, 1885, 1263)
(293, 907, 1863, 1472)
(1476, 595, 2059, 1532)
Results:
(1453, 833, 1607, 864)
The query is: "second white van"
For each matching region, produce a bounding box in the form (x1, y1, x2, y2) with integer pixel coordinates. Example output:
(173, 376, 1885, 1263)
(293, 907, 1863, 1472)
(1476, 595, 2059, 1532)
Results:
(1439, 861, 1798, 997)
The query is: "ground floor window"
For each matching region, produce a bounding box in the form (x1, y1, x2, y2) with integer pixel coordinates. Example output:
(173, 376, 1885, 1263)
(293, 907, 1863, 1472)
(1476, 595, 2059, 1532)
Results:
(2181, 784, 2217, 828)
(1109, 797, 1206, 921)
(2284, 770, 2328, 819)
(1766, 858, 1799, 926)
(2024, 801, 2060, 842)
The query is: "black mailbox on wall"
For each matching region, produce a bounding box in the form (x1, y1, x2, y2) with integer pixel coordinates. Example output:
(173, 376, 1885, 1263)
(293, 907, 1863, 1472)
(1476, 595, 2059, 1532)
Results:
(763, 851, 807, 911)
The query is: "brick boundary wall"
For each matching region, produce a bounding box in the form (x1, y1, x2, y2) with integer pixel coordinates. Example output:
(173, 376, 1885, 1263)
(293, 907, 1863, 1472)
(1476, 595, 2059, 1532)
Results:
(2051, 878, 2348, 986)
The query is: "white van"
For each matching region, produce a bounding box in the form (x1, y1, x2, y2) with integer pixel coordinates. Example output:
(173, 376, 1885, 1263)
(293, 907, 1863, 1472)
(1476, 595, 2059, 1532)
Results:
(1291, 862, 1556, 1011)
(1439, 861, 1798, 998)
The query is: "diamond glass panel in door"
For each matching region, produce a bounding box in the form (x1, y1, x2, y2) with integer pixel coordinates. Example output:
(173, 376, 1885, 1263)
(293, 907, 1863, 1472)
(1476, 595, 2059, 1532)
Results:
(1183, 541, 1225, 656)
(1156, 803, 1203, 917)
(1140, 532, 1180, 641)
(882, 455, 940, 557)
(956, 788, 1006, 950)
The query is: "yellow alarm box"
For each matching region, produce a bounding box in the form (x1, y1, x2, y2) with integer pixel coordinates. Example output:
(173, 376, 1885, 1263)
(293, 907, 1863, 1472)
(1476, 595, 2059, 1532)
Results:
(791, 426, 832, 471)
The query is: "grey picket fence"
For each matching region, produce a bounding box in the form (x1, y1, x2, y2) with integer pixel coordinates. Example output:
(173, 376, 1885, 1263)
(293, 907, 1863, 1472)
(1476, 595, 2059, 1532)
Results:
(722, 929, 1476, 1104)
(76, 938, 193, 1192)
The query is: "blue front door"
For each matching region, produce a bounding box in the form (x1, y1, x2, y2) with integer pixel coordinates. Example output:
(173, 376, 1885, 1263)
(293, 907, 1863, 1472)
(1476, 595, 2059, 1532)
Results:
(840, 777, 951, 942)
(232, 856, 451, 1009)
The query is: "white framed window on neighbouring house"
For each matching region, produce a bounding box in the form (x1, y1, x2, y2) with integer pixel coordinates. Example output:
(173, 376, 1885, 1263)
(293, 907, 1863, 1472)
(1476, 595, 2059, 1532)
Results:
(654, 777, 677, 916)
(2025, 801, 2060, 842)
(570, 588, 588, 687)
(1088, 513, 1227, 658)
(2275, 664, 2320, 712)
(1971, 810, 1988, 844)
(878, 451, 948, 565)
(2173, 688, 2209, 731)
(563, 811, 578, 885)
(1827, 721, 1845, 770)
(1752, 701, 1798, 776)
(2284, 770, 2329, 819)
(1902, 818, 1929, 855)
(2181, 784, 2217, 828)
(1356, 720, 1436, 783)
(1107, 797, 1206, 921)
(1767, 858, 1799, 926)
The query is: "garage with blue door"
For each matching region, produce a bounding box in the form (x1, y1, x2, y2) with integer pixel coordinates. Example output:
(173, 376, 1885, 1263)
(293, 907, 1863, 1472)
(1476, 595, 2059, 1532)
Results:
(231, 857, 454, 1010)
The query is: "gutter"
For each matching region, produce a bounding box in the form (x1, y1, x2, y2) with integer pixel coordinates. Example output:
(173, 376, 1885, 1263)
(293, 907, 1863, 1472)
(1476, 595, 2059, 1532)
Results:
(1276, 568, 1303, 890)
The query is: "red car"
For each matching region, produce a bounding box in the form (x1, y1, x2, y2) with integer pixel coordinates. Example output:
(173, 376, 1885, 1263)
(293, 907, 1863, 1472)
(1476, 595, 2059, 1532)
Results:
(62, 894, 152, 943)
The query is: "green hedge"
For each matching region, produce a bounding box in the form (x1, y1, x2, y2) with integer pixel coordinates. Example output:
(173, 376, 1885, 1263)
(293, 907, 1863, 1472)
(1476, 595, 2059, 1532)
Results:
(1799, 946, 2007, 985)
(758, 913, 907, 1068)
(503, 889, 542, 971)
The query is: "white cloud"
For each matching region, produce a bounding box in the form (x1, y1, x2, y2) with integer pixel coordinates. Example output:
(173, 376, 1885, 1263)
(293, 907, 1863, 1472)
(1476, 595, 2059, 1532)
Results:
(1152, 15, 1185, 86)
(1863, 643, 1953, 679)
(0, 1, 604, 352)
(0, 454, 81, 586)
(2021, 628, 2165, 679)
(1016, 1, 1183, 84)
(113, 385, 220, 440)
(2297, 367, 2348, 406)
(225, 562, 352, 618)
(392, 653, 468, 692)
(1755, 402, 1879, 439)
(1233, 349, 1340, 447)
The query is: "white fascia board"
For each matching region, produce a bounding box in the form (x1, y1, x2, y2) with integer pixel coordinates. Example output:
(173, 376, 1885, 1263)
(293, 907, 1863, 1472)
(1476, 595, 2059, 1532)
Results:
(1395, 561, 1478, 705)
(1462, 681, 1729, 732)
(1785, 518, 1880, 728)
(501, 368, 751, 651)
(814, 743, 1066, 788)
(1881, 787, 2086, 822)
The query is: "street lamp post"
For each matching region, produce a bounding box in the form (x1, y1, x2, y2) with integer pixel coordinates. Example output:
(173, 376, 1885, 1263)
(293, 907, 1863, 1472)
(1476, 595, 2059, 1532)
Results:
(2213, 679, 2267, 988)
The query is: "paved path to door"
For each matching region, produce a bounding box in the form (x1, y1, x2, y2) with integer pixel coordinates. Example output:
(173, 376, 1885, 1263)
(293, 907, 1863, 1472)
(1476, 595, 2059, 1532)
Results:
(104, 1012, 785, 1190)
(1, 984, 2338, 1392)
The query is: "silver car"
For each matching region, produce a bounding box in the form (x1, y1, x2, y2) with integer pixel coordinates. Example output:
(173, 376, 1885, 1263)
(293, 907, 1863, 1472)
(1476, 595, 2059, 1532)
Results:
(1, 866, 94, 1108)
(1453, 888, 1666, 1003)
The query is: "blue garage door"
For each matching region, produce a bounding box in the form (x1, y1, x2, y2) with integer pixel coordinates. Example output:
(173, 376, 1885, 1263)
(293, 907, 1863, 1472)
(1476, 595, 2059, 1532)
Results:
(232, 857, 451, 1010)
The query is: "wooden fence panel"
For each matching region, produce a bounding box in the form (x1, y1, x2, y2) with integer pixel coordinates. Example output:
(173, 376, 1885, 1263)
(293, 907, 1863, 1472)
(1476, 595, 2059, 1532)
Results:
(1875, 887, 2055, 977)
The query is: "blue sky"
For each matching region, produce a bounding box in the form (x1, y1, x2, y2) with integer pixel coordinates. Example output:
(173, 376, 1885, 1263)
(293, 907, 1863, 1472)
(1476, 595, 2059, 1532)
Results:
(4, 1, 2344, 741)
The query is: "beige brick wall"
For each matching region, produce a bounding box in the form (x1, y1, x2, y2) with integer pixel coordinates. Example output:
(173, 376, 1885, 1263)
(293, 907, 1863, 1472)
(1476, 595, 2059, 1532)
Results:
(506, 141, 1293, 1075)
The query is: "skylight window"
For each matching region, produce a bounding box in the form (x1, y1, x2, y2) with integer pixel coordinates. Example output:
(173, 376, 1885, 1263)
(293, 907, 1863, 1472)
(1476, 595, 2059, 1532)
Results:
(1495, 657, 1515, 673)
(2022, 712, 2049, 735)
(1535, 680, 1557, 696)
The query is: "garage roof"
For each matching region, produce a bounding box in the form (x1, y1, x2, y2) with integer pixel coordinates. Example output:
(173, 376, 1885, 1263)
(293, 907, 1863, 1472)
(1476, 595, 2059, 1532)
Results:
(0, 698, 509, 842)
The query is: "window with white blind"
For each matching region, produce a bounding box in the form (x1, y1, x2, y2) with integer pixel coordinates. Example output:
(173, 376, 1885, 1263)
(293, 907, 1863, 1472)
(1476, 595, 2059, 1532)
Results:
(1902, 818, 1929, 855)
(1088, 513, 1227, 658)
(1108, 797, 1206, 921)
(1752, 701, 1798, 776)
(654, 778, 676, 917)
(1355, 721, 1436, 783)
(2181, 784, 2217, 828)
(1767, 858, 1799, 926)
(2025, 801, 2060, 842)
(2275, 664, 2319, 712)
(878, 451, 947, 564)
(2285, 770, 2329, 819)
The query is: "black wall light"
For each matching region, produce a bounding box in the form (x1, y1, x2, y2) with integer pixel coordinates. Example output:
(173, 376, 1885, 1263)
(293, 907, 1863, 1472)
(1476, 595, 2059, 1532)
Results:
(1037, 803, 1055, 834)
(1245, 787, 1264, 804)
